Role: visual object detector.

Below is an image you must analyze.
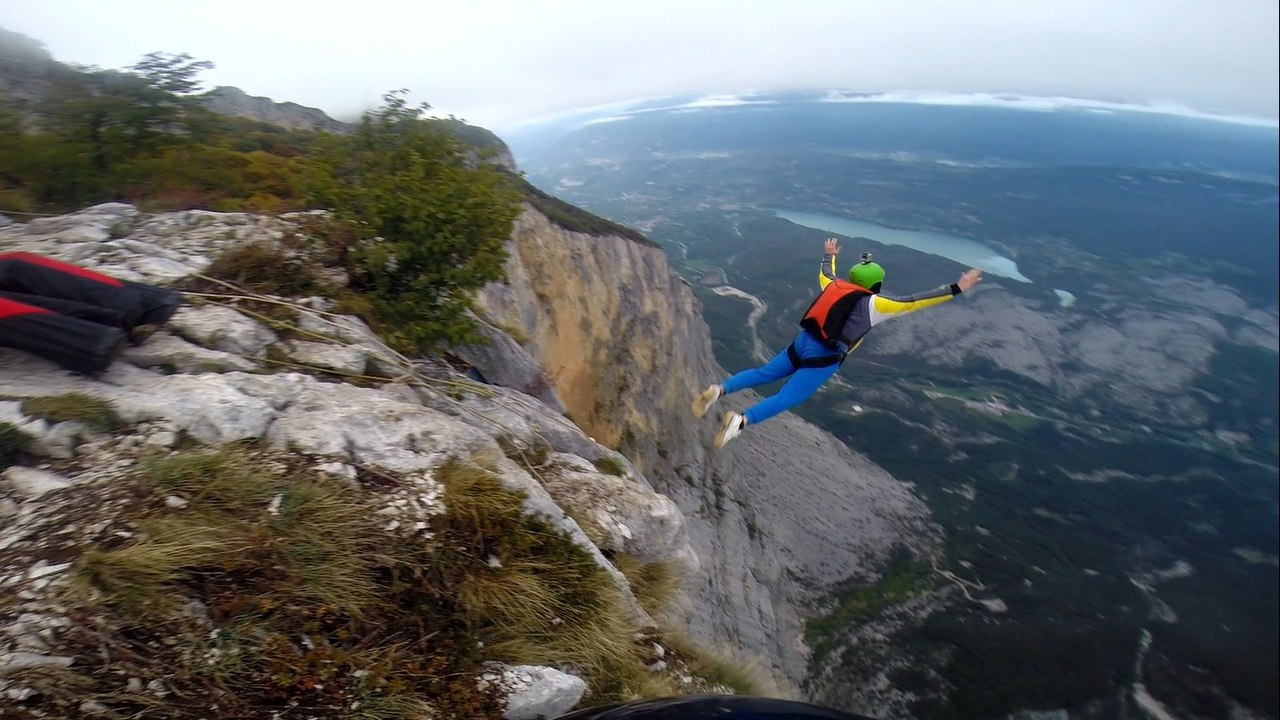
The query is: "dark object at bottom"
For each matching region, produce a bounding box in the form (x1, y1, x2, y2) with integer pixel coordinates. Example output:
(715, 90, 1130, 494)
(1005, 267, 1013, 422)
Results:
(555, 695, 877, 719)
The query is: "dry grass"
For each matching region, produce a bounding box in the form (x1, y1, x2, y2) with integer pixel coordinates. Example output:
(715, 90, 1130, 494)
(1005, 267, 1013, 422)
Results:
(29, 435, 801, 718)
(75, 527, 247, 613)
(21, 392, 121, 431)
(592, 456, 627, 476)
(613, 554, 687, 622)
(31, 448, 718, 717)
(437, 460, 671, 703)
(194, 240, 329, 298)
(142, 446, 278, 508)
(347, 694, 438, 720)
(662, 629, 789, 698)
(495, 432, 556, 476)
(60, 446, 504, 718)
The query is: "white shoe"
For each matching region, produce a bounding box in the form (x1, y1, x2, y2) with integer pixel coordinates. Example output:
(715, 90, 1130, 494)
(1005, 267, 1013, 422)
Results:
(714, 411, 746, 448)
(692, 384, 723, 419)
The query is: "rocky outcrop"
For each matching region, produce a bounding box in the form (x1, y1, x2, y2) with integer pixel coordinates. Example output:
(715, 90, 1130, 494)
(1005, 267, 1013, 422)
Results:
(476, 208, 938, 685)
(199, 85, 353, 133)
(0, 204, 696, 711)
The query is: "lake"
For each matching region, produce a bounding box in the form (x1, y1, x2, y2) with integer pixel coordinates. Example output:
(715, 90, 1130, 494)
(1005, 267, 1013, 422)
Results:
(774, 209, 1033, 283)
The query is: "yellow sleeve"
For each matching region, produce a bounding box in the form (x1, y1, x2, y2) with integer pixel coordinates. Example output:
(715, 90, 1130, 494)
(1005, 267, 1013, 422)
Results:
(819, 254, 839, 290)
(869, 285, 960, 325)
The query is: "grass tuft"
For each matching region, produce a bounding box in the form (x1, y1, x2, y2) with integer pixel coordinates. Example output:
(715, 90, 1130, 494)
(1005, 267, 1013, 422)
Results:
(0, 421, 33, 464)
(21, 393, 121, 431)
(141, 446, 279, 509)
(196, 240, 328, 298)
(496, 433, 555, 476)
(613, 554, 685, 619)
(74, 528, 245, 614)
(662, 629, 785, 698)
(437, 460, 666, 703)
(592, 456, 627, 476)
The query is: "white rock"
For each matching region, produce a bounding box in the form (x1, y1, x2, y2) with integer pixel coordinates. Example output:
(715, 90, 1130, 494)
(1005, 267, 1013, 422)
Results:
(3, 467, 74, 500)
(281, 339, 369, 376)
(169, 305, 278, 357)
(28, 561, 71, 580)
(263, 380, 492, 472)
(29, 417, 88, 456)
(5, 686, 35, 701)
(146, 679, 170, 697)
(314, 462, 357, 482)
(0, 652, 74, 671)
(491, 664, 587, 720)
(122, 333, 257, 373)
(146, 431, 178, 449)
(541, 452, 697, 574)
(80, 700, 113, 715)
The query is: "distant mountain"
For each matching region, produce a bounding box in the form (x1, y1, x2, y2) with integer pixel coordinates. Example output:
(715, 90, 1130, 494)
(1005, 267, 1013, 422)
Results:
(0, 26, 78, 113)
(198, 85, 353, 133)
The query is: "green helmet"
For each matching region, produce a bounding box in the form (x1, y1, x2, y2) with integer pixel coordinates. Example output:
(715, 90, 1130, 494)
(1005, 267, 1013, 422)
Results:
(849, 259, 885, 291)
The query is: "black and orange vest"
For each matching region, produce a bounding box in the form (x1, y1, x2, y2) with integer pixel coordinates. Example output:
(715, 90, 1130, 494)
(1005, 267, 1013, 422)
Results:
(799, 279, 872, 347)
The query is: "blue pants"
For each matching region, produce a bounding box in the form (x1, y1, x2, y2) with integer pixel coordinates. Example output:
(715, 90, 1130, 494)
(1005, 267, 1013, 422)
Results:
(722, 331, 844, 425)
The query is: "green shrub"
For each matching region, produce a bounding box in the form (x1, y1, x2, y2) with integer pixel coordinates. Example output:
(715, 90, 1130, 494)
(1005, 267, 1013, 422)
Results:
(309, 91, 522, 353)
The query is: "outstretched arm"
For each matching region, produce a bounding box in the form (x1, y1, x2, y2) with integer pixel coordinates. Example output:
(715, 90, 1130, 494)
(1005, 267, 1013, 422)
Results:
(869, 268, 982, 326)
(819, 238, 840, 290)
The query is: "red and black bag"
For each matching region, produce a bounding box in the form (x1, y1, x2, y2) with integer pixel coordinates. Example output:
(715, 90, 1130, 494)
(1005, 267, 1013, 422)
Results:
(0, 252, 181, 333)
(0, 295, 126, 374)
(0, 252, 182, 373)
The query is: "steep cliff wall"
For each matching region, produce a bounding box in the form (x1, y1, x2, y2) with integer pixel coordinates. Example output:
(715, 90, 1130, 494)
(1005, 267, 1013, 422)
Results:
(476, 208, 939, 685)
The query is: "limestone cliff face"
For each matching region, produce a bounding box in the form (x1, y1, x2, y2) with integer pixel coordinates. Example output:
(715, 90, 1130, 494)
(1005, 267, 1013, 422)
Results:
(476, 208, 939, 685)
(478, 209, 709, 460)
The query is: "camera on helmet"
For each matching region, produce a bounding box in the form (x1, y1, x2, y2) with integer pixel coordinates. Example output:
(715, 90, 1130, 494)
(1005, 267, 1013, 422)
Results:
(860, 251, 873, 263)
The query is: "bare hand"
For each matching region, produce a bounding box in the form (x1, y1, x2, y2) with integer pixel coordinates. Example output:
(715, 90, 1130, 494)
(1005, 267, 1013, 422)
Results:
(957, 268, 982, 292)
(824, 238, 840, 255)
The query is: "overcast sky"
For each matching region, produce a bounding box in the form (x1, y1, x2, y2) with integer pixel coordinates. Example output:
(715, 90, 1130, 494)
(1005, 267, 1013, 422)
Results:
(4, 0, 1277, 133)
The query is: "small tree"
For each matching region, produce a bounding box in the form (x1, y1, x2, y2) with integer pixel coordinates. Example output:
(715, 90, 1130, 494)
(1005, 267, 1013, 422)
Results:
(311, 91, 521, 352)
(129, 52, 215, 96)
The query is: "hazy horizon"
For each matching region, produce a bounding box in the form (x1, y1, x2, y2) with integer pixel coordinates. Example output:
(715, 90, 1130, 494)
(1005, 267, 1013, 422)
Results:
(3, 0, 1276, 133)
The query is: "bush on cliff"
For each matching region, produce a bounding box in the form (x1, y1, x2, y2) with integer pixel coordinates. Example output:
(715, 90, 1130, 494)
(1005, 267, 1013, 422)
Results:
(309, 91, 522, 352)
